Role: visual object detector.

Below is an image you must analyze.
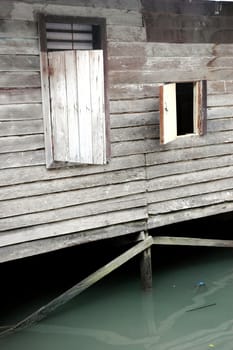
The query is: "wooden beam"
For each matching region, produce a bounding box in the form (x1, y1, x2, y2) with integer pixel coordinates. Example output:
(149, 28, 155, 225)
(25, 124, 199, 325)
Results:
(0, 236, 153, 338)
(153, 236, 233, 248)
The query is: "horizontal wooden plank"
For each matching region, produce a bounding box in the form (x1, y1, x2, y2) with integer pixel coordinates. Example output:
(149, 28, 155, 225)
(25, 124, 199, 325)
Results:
(0, 150, 45, 169)
(0, 180, 146, 218)
(109, 55, 212, 71)
(148, 188, 233, 215)
(148, 165, 233, 192)
(208, 94, 233, 107)
(161, 130, 233, 150)
(208, 118, 233, 132)
(0, 1, 142, 24)
(3, 0, 141, 11)
(0, 103, 42, 120)
(0, 168, 145, 201)
(107, 25, 146, 42)
(147, 154, 233, 179)
(147, 177, 233, 206)
(148, 201, 233, 228)
(110, 111, 158, 128)
(0, 194, 146, 231)
(0, 38, 39, 54)
(207, 106, 233, 119)
(0, 19, 37, 37)
(112, 139, 156, 157)
(0, 207, 148, 247)
(34, 6, 144, 26)
(111, 125, 156, 142)
(0, 134, 44, 153)
(0, 72, 40, 88)
(109, 68, 233, 84)
(0, 55, 40, 71)
(0, 221, 146, 263)
(207, 80, 225, 94)
(0, 154, 144, 186)
(153, 236, 233, 248)
(110, 98, 158, 114)
(0, 119, 43, 136)
(108, 42, 215, 57)
(148, 165, 233, 191)
(109, 84, 159, 99)
(146, 140, 233, 165)
(0, 88, 41, 104)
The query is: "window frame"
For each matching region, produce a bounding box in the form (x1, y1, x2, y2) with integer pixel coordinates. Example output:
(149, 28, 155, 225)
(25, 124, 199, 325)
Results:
(38, 14, 110, 168)
(160, 80, 207, 145)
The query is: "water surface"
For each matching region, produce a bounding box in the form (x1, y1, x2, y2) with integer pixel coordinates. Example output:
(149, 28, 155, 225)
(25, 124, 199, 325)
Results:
(1, 246, 233, 350)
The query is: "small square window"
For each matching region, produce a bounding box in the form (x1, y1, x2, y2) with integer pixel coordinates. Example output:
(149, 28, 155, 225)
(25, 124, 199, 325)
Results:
(160, 80, 207, 144)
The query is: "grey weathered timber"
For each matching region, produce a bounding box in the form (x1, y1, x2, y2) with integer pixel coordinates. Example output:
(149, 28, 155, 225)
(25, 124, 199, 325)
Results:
(0, 222, 146, 263)
(0, 195, 146, 231)
(0, 236, 153, 338)
(0, 38, 39, 54)
(0, 135, 44, 154)
(0, 104, 42, 120)
(0, 168, 145, 201)
(0, 154, 144, 186)
(0, 207, 148, 247)
(153, 236, 233, 248)
(148, 202, 233, 228)
(0, 55, 40, 71)
(140, 232, 152, 291)
(0, 88, 41, 104)
(0, 180, 146, 218)
(0, 120, 43, 136)
(0, 19, 37, 37)
(0, 72, 41, 88)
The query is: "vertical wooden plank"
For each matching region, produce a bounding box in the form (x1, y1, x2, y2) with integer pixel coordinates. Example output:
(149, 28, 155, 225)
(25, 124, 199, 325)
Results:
(198, 80, 207, 135)
(89, 50, 106, 164)
(39, 14, 54, 168)
(64, 51, 80, 162)
(194, 80, 207, 136)
(160, 83, 177, 144)
(76, 51, 93, 164)
(48, 52, 69, 162)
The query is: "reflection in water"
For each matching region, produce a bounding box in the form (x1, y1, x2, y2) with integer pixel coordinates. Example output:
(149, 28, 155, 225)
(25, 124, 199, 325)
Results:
(1, 248, 233, 350)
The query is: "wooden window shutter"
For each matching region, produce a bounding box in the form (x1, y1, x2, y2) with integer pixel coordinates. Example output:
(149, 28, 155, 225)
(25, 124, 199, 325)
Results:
(48, 49, 106, 165)
(160, 83, 177, 144)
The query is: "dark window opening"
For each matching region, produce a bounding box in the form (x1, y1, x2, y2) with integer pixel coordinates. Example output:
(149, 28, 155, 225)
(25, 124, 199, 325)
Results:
(176, 82, 194, 136)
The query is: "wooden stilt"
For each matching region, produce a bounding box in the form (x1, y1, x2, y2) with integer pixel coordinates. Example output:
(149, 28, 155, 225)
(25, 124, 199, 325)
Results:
(140, 232, 153, 291)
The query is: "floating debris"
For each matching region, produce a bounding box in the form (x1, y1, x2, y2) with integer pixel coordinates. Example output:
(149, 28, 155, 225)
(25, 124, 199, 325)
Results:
(186, 303, 216, 312)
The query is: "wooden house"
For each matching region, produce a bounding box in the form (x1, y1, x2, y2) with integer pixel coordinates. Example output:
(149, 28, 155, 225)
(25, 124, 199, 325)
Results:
(1, 0, 233, 263)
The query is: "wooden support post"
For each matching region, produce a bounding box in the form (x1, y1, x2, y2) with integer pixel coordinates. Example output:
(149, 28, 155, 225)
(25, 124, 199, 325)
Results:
(140, 231, 153, 291)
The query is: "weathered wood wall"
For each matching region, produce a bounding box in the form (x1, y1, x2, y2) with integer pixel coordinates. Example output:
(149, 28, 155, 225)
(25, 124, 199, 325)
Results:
(1, 0, 233, 262)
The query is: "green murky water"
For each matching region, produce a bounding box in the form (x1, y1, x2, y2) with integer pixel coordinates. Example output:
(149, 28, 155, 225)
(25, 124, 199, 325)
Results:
(1, 246, 233, 350)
